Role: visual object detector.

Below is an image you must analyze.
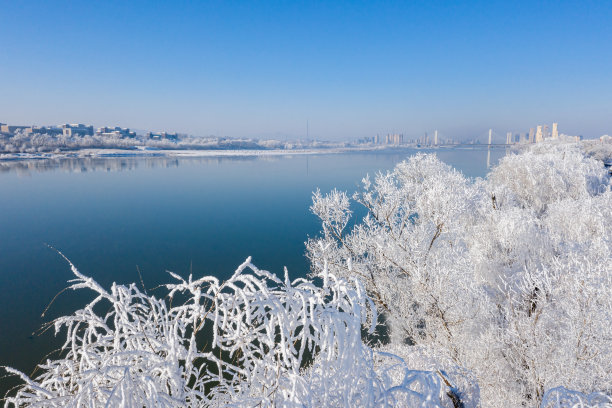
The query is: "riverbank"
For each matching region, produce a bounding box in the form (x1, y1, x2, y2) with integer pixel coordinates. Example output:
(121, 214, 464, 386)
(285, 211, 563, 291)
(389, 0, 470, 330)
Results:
(0, 145, 436, 161)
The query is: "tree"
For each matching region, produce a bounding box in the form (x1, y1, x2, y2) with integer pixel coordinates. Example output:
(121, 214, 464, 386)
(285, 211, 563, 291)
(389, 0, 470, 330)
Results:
(308, 143, 611, 407)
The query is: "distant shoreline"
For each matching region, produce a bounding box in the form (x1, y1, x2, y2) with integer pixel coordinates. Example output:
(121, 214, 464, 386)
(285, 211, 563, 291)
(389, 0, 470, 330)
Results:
(0, 144, 495, 162)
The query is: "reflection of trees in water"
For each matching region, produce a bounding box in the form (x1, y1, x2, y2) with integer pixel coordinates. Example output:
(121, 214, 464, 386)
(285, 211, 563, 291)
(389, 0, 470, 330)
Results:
(0, 155, 265, 175)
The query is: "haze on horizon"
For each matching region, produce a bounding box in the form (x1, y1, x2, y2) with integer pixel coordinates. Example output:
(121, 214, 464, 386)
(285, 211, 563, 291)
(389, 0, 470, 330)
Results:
(1, 1, 610, 141)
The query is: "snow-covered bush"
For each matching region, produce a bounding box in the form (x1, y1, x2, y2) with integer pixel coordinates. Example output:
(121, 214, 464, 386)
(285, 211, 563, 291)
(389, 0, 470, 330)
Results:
(582, 138, 612, 163)
(488, 143, 609, 214)
(540, 387, 612, 408)
(308, 142, 612, 407)
(475, 144, 611, 405)
(2, 252, 471, 407)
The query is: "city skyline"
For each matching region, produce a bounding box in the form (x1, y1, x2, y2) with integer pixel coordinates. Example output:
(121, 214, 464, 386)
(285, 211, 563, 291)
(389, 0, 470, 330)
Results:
(2, 118, 577, 147)
(1, 1, 611, 141)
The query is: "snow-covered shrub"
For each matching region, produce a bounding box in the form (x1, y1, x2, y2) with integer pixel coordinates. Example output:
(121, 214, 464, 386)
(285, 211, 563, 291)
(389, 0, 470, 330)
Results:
(582, 138, 612, 163)
(477, 144, 611, 405)
(488, 143, 609, 214)
(2, 252, 468, 407)
(540, 387, 612, 408)
(308, 142, 611, 407)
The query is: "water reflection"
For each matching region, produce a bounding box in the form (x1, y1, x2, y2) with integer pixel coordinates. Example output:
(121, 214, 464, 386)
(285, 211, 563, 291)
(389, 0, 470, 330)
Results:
(0, 156, 270, 175)
(0, 147, 507, 178)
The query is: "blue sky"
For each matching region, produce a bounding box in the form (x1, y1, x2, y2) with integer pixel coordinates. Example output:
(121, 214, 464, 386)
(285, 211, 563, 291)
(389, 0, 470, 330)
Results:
(1, 0, 610, 141)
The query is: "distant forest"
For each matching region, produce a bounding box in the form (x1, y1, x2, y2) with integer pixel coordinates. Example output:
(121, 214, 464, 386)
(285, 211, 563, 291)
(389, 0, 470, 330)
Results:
(0, 130, 346, 154)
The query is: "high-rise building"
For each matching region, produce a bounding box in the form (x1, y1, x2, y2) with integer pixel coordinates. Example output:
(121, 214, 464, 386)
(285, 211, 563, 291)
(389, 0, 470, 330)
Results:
(488, 129, 492, 145)
(434, 130, 438, 145)
(385, 133, 403, 145)
(552, 122, 559, 139)
(506, 132, 512, 144)
(529, 128, 535, 143)
(535, 125, 543, 143)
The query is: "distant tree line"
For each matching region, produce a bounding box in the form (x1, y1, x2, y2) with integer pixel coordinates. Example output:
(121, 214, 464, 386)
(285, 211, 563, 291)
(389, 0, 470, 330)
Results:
(0, 130, 348, 154)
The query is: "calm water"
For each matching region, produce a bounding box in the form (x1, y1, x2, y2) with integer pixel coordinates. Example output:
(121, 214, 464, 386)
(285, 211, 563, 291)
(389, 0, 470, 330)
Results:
(0, 146, 505, 395)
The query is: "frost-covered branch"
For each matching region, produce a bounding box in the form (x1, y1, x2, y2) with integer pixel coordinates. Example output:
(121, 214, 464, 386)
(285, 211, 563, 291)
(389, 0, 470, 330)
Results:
(2, 256, 470, 407)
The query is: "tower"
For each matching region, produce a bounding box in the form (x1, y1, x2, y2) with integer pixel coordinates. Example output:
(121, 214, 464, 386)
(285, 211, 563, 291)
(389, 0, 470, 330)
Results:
(552, 122, 558, 139)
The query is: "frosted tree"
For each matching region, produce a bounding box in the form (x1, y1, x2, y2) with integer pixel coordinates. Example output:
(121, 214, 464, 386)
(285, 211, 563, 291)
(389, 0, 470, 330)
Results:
(307, 154, 489, 406)
(473, 144, 612, 406)
(308, 143, 611, 407)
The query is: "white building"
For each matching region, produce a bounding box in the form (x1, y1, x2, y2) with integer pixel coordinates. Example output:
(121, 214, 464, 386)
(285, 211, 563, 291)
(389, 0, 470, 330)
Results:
(62, 124, 94, 137)
(97, 126, 136, 138)
(535, 126, 543, 143)
(147, 131, 178, 140)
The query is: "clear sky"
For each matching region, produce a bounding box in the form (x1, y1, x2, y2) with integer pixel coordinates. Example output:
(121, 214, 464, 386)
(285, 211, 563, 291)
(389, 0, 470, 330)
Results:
(1, 0, 610, 141)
